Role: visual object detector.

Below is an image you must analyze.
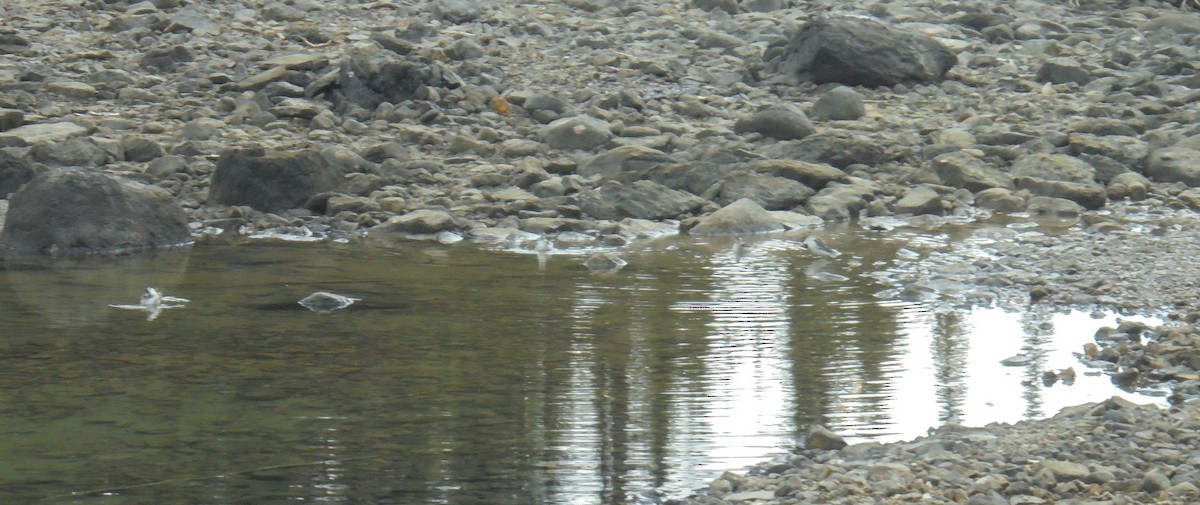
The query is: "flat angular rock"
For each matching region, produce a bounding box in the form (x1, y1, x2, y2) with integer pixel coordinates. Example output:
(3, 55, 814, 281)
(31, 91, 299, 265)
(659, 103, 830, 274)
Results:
(1067, 134, 1149, 168)
(581, 145, 674, 178)
(1011, 153, 1095, 183)
(542, 115, 613, 151)
(262, 53, 330, 71)
(1013, 177, 1106, 210)
(0, 122, 87, 145)
(30, 137, 109, 167)
(769, 15, 956, 86)
(811, 85, 866, 120)
(894, 184, 944, 215)
(1145, 147, 1200, 187)
(689, 198, 785, 236)
(805, 178, 879, 220)
(806, 424, 848, 450)
(577, 180, 708, 221)
(715, 171, 815, 210)
(751, 159, 847, 190)
(0, 169, 190, 256)
(1037, 58, 1092, 85)
(733, 104, 815, 140)
(974, 187, 1024, 212)
(765, 131, 888, 169)
(370, 208, 464, 236)
(337, 53, 441, 111)
(1026, 195, 1083, 218)
(208, 148, 350, 213)
(932, 151, 1013, 192)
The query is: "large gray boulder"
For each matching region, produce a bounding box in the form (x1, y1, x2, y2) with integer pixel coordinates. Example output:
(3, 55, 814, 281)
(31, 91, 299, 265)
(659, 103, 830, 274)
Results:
(208, 147, 352, 213)
(0, 169, 190, 256)
(768, 15, 956, 86)
(689, 198, 785, 236)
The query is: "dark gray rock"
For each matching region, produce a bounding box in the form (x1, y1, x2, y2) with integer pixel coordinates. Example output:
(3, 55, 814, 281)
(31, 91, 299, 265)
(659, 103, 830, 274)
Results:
(0, 169, 190, 256)
(715, 171, 814, 210)
(811, 85, 866, 120)
(581, 145, 675, 179)
(523, 93, 570, 114)
(1145, 147, 1200, 186)
(764, 131, 889, 169)
(1011, 153, 1095, 183)
(627, 161, 730, 196)
(120, 135, 166, 163)
(445, 38, 484, 60)
(542, 115, 613, 151)
(733, 104, 815, 141)
(932, 151, 1013, 192)
(577, 180, 709, 221)
(894, 184, 944, 215)
(336, 53, 441, 111)
(805, 425, 847, 450)
(0, 108, 25, 131)
(1036, 58, 1092, 85)
(208, 148, 351, 213)
(689, 198, 785, 236)
(769, 15, 956, 86)
(0, 151, 41, 198)
(140, 45, 194, 72)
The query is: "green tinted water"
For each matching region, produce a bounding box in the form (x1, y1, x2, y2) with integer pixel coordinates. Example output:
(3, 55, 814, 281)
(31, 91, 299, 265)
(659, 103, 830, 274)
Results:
(0, 231, 1161, 504)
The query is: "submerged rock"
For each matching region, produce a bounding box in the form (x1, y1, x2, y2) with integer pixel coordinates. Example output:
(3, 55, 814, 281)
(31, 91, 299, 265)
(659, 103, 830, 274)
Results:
(688, 198, 785, 236)
(583, 252, 627, 273)
(298, 291, 360, 313)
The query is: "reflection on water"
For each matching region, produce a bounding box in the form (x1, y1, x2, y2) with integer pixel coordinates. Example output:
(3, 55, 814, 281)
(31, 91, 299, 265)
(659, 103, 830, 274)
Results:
(0, 230, 1163, 504)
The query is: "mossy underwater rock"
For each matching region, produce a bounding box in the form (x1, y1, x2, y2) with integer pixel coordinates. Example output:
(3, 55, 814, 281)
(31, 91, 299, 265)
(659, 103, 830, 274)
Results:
(0, 169, 190, 256)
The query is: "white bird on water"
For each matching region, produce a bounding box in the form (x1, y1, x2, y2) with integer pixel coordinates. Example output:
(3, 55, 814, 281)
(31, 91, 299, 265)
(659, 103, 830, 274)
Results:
(110, 287, 189, 321)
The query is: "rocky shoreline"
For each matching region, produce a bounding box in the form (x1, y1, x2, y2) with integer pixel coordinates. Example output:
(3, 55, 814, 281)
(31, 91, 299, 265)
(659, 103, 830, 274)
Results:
(672, 396, 1200, 504)
(3, 0, 1200, 503)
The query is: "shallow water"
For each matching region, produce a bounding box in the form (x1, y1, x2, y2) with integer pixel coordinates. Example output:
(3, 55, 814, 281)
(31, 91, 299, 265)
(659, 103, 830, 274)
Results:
(0, 230, 1163, 504)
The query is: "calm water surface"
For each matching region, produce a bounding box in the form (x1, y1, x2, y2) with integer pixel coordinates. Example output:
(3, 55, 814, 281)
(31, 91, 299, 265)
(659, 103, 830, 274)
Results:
(0, 228, 1162, 504)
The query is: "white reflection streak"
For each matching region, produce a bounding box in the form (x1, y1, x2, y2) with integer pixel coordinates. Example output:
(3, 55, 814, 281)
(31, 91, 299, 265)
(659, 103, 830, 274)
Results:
(675, 246, 794, 466)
